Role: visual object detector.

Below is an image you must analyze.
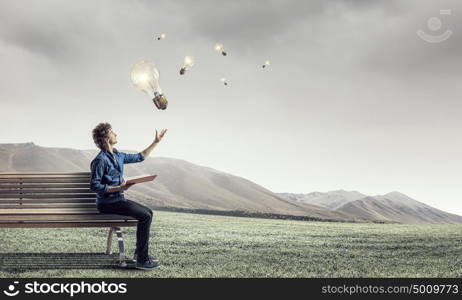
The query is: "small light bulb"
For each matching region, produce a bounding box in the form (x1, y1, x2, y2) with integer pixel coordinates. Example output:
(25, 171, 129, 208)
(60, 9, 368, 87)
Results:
(220, 78, 228, 86)
(157, 33, 166, 40)
(214, 43, 227, 56)
(262, 60, 270, 68)
(180, 56, 195, 75)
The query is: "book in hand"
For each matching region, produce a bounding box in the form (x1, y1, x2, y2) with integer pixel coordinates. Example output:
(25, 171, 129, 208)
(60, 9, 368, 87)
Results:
(124, 174, 157, 185)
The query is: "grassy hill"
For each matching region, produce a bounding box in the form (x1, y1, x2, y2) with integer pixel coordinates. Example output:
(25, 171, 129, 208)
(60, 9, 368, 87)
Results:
(1, 210, 461, 278)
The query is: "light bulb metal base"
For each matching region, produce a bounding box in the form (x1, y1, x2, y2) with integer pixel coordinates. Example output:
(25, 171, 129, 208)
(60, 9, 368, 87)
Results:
(180, 67, 186, 75)
(153, 94, 168, 110)
(222, 51, 227, 56)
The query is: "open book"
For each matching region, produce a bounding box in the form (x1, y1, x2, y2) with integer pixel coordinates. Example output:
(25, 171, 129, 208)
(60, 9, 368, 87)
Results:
(124, 174, 157, 185)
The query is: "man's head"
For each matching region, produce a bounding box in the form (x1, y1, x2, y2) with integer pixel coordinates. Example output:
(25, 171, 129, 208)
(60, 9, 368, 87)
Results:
(92, 122, 117, 150)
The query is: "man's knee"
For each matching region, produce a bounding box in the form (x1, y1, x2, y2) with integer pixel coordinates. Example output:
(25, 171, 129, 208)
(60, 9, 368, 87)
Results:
(137, 210, 152, 223)
(146, 209, 154, 223)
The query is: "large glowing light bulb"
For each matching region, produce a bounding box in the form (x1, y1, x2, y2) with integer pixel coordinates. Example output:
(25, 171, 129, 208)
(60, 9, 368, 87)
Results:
(214, 43, 227, 56)
(130, 60, 168, 110)
(180, 56, 195, 75)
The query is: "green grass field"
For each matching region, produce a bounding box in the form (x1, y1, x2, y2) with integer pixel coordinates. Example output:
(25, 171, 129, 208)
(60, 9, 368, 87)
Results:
(1, 211, 461, 278)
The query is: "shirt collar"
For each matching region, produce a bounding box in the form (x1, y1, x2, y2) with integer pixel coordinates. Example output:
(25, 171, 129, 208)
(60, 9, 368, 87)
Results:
(101, 148, 118, 156)
(100, 148, 118, 163)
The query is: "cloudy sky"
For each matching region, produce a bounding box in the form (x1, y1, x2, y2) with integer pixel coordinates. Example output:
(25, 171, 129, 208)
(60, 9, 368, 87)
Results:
(1, 0, 461, 214)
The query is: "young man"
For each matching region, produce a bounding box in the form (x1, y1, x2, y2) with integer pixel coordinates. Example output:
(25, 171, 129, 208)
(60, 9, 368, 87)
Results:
(90, 122, 167, 270)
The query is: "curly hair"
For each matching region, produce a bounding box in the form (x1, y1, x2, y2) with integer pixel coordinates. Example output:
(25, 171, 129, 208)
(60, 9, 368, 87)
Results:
(92, 122, 112, 150)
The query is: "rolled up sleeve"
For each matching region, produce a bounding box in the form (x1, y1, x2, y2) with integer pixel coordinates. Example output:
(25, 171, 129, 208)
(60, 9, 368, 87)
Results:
(90, 159, 108, 194)
(122, 152, 145, 164)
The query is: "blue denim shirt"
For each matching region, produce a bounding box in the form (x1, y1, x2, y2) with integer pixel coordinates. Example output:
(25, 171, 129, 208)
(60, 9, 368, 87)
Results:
(90, 149, 145, 205)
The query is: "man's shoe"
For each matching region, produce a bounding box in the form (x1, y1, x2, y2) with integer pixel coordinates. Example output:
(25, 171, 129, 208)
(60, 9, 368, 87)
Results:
(136, 259, 160, 270)
(131, 254, 158, 263)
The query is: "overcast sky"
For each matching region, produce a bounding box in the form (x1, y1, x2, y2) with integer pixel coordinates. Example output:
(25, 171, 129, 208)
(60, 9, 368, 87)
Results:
(1, 0, 461, 214)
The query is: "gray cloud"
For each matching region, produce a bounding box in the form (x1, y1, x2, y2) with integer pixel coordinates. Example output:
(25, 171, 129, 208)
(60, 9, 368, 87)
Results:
(166, 0, 406, 49)
(0, 2, 103, 62)
(361, 2, 462, 78)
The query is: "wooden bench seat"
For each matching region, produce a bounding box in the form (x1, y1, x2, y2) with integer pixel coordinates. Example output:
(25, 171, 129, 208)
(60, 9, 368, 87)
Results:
(0, 172, 138, 267)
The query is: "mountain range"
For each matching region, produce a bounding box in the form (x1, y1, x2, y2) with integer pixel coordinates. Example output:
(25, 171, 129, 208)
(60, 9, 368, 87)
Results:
(1, 142, 461, 224)
(277, 190, 462, 224)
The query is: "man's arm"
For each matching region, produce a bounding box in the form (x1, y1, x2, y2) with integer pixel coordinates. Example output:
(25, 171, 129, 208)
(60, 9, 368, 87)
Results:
(122, 152, 145, 164)
(141, 129, 167, 159)
(90, 159, 108, 194)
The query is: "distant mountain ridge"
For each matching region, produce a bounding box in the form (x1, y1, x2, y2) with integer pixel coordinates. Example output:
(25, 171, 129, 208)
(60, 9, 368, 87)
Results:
(278, 190, 367, 209)
(1, 142, 461, 224)
(277, 191, 462, 224)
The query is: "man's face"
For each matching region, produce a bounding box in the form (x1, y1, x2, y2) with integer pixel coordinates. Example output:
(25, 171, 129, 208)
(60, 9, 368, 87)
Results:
(107, 128, 118, 145)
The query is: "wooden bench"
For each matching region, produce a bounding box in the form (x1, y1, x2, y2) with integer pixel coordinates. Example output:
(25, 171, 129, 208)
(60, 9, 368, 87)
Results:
(0, 172, 137, 267)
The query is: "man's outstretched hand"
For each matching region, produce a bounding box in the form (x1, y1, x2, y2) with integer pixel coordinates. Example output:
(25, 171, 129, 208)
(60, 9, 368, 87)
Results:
(155, 129, 168, 143)
(141, 129, 168, 159)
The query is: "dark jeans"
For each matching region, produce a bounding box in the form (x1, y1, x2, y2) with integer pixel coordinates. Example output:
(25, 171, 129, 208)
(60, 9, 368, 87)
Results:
(97, 199, 153, 261)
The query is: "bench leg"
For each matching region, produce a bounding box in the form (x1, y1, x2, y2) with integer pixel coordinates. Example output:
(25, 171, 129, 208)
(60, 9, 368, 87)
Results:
(114, 227, 127, 267)
(106, 227, 114, 255)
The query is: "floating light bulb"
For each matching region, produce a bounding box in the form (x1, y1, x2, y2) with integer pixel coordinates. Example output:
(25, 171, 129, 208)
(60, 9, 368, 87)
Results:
(214, 43, 227, 56)
(130, 60, 168, 110)
(180, 56, 195, 75)
(262, 60, 270, 68)
(220, 78, 228, 86)
(156, 33, 166, 40)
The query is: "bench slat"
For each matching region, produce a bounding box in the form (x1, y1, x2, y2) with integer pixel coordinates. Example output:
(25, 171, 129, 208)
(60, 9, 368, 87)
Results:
(0, 174, 90, 178)
(0, 184, 90, 189)
(0, 177, 90, 181)
(0, 194, 96, 199)
(0, 221, 137, 228)
(0, 178, 90, 183)
(0, 172, 90, 176)
(0, 208, 99, 214)
(0, 199, 95, 204)
(0, 188, 95, 195)
(0, 204, 96, 209)
(0, 214, 137, 221)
